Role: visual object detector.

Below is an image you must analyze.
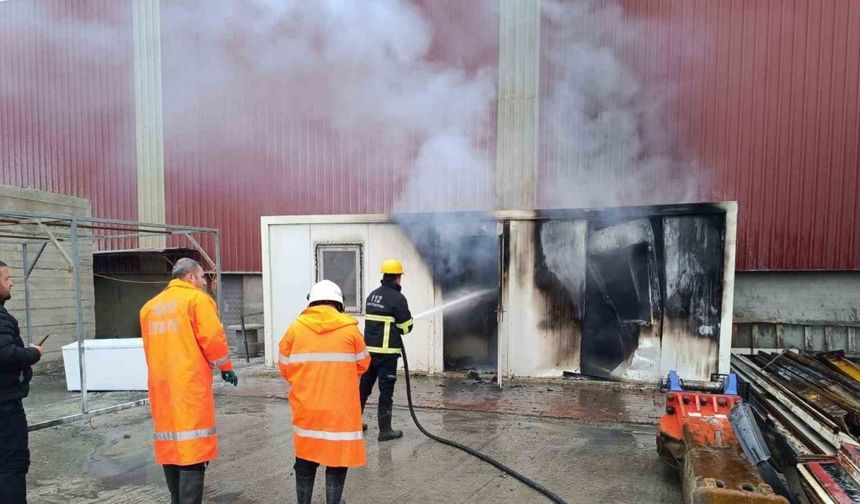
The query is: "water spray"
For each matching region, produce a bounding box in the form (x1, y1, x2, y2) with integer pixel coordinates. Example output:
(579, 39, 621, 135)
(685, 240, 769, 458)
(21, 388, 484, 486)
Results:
(412, 288, 495, 320)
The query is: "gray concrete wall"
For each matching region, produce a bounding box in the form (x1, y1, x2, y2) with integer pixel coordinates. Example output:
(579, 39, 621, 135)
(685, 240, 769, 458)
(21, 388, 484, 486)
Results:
(0, 185, 96, 368)
(732, 271, 860, 353)
(734, 271, 860, 324)
(220, 274, 264, 354)
(243, 274, 263, 323)
(219, 274, 244, 347)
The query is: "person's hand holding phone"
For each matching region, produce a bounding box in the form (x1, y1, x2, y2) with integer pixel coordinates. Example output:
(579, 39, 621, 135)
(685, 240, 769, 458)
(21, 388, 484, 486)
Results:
(29, 334, 49, 356)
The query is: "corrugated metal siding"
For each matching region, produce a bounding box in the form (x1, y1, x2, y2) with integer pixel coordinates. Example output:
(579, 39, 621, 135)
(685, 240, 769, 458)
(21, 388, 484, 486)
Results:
(679, 0, 860, 271)
(133, 0, 166, 248)
(2, 1, 858, 272)
(539, 0, 860, 270)
(160, 0, 499, 271)
(0, 0, 138, 249)
(496, 0, 541, 210)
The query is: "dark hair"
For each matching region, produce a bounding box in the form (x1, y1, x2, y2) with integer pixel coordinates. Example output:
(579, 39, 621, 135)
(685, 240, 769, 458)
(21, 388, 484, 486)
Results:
(309, 300, 344, 312)
(382, 273, 401, 283)
(0, 260, 6, 269)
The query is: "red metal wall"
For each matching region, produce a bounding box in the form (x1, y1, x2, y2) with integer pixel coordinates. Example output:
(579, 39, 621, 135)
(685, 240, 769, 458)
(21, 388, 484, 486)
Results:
(694, 0, 860, 270)
(0, 0, 138, 243)
(540, 0, 860, 270)
(1, 1, 859, 272)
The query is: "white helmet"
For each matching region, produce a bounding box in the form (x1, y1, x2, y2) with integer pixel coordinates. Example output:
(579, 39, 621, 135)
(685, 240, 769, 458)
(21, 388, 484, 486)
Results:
(307, 280, 344, 306)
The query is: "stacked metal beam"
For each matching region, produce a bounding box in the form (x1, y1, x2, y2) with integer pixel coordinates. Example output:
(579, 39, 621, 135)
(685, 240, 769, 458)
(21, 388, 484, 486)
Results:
(796, 443, 860, 504)
(732, 351, 860, 503)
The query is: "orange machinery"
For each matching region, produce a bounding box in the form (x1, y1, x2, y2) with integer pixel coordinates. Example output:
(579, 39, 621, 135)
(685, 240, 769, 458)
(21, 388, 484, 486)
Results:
(657, 371, 791, 504)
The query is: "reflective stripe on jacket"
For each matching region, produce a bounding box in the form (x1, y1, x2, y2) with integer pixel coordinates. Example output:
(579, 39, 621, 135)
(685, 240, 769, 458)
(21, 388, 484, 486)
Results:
(140, 279, 233, 466)
(279, 305, 370, 467)
(364, 280, 413, 354)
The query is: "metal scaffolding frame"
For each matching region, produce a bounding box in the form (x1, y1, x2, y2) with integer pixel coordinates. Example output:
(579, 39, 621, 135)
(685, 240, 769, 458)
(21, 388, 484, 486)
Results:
(0, 208, 221, 417)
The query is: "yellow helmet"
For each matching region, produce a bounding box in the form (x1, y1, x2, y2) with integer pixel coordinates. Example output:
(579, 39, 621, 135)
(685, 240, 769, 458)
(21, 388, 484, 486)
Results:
(381, 259, 404, 275)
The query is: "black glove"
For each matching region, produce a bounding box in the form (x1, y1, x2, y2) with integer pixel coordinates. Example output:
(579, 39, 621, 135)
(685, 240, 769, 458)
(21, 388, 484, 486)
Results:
(221, 370, 238, 386)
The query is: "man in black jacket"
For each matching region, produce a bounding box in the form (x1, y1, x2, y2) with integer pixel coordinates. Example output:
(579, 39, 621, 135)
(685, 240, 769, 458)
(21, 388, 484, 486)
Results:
(360, 259, 413, 442)
(0, 260, 43, 504)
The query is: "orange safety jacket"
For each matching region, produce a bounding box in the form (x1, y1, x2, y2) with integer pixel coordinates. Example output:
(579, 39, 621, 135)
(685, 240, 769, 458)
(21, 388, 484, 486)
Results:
(140, 279, 234, 466)
(279, 305, 371, 467)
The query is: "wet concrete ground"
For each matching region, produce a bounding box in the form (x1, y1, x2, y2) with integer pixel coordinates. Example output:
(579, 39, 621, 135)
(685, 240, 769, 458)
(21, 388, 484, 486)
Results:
(26, 364, 680, 503)
(220, 361, 664, 425)
(23, 371, 147, 425)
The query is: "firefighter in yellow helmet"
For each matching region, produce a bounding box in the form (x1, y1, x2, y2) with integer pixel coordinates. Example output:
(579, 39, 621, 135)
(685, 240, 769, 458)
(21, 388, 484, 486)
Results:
(359, 259, 413, 441)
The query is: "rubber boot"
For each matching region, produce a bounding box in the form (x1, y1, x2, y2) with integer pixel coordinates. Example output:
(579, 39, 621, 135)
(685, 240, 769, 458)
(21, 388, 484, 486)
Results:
(378, 407, 402, 442)
(162, 465, 180, 504)
(325, 468, 347, 504)
(178, 467, 205, 504)
(295, 471, 315, 504)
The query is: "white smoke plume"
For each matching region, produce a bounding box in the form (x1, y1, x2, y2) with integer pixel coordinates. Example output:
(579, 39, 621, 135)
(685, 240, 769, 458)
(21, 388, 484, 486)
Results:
(162, 0, 498, 213)
(0, 3, 132, 179)
(540, 0, 701, 209)
(1, 1, 702, 212)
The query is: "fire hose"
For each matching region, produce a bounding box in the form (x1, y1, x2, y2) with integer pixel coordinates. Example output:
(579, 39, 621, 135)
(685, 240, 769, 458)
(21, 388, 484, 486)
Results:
(399, 342, 571, 504)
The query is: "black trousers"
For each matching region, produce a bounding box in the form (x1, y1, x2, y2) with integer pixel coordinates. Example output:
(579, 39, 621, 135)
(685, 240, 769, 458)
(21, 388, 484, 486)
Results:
(293, 458, 347, 479)
(0, 399, 28, 504)
(294, 457, 348, 504)
(359, 353, 399, 411)
(163, 462, 207, 471)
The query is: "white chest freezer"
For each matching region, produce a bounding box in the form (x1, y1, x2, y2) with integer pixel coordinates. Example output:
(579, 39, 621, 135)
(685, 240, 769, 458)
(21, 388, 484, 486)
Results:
(62, 338, 148, 391)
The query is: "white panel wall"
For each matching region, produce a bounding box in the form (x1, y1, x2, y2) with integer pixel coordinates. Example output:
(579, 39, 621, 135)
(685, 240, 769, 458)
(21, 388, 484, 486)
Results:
(501, 220, 586, 378)
(262, 206, 736, 380)
(367, 224, 439, 373)
(264, 224, 312, 364)
(263, 219, 440, 373)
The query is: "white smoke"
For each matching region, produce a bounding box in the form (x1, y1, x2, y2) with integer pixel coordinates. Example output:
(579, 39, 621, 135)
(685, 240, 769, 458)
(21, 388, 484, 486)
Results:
(0, 4, 131, 179)
(399, 134, 494, 211)
(535, 1, 707, 371)
(163, 0, 497, 213)
(540, 0, 701, 208)
(1, 1, 702, 211)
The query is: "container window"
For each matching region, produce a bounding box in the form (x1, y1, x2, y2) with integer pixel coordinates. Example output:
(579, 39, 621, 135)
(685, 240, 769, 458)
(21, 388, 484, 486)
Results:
(315, 244, 363, 314)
